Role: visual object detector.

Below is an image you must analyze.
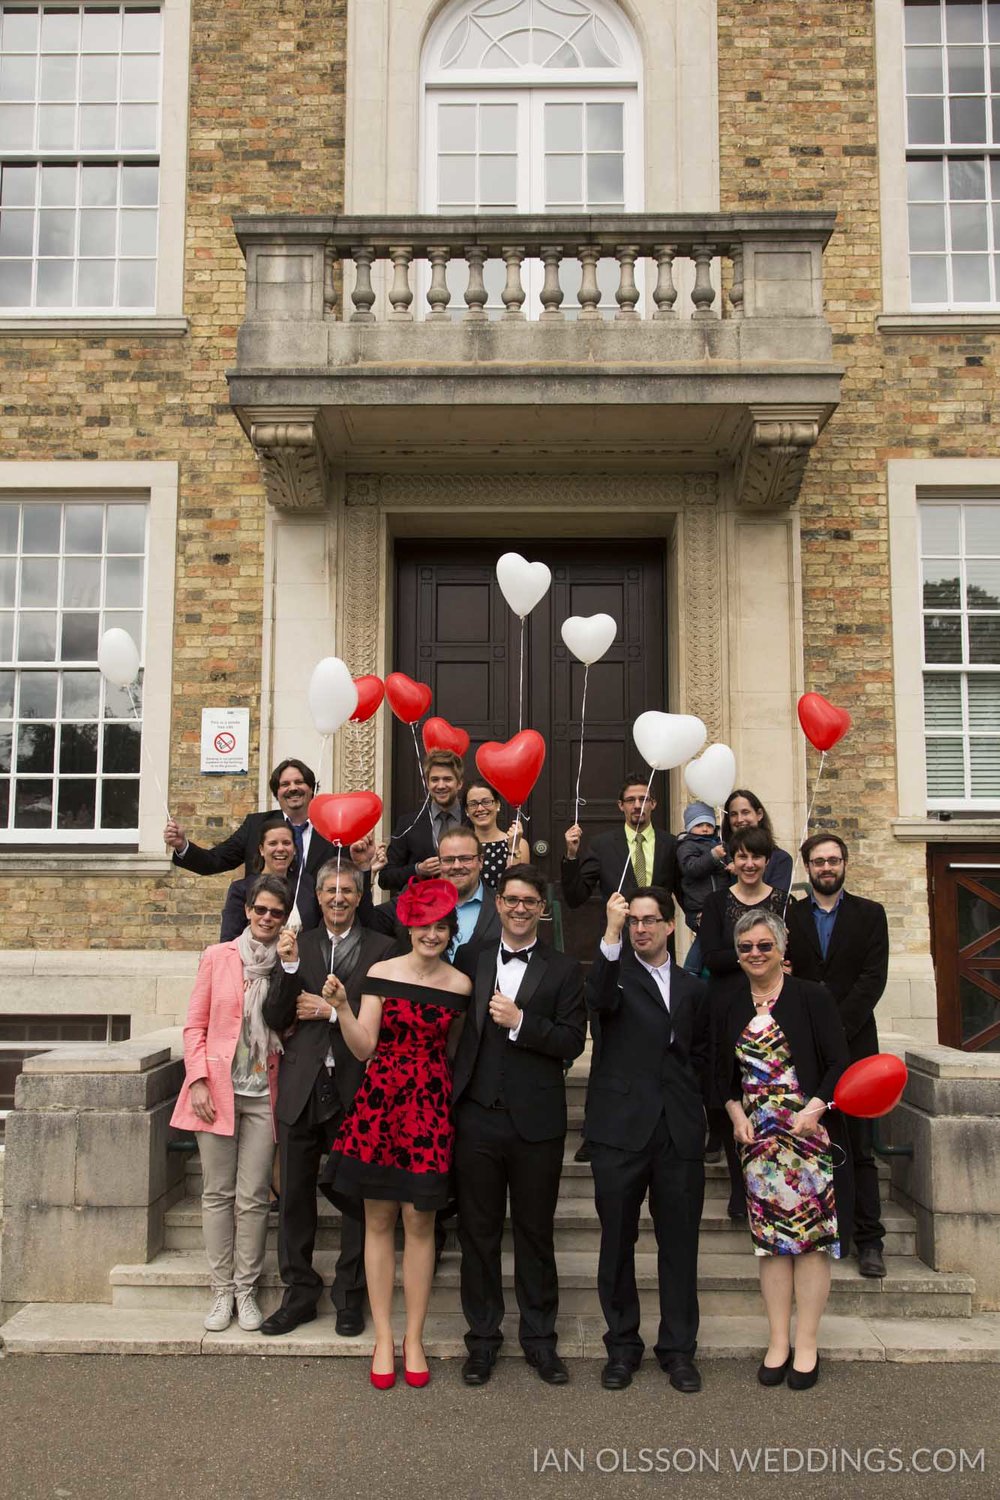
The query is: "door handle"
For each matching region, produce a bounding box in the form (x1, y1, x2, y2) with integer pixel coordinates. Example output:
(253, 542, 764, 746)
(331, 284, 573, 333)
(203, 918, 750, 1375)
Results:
(533, 840, 549, 856)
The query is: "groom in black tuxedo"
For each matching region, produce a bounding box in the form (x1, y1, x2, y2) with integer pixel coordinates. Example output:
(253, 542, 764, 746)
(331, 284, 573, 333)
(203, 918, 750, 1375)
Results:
(452, 864, 586, 1386)
(585, 887, 710, 1392)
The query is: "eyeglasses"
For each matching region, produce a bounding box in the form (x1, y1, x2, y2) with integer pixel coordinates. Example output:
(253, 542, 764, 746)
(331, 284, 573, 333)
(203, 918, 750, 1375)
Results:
(737, 940, 776, 954)
(498, 895, 543, 911)
(626, 915, 665, 929)
(250, 904, 287, 920)
(808, 856, 844, 868)
(466, 798, 495, 811)
(440, 854, 478, 867)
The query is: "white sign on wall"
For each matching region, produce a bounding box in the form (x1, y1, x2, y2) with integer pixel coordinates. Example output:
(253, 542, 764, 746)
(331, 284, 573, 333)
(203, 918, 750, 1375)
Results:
(200, 708, 250, 774)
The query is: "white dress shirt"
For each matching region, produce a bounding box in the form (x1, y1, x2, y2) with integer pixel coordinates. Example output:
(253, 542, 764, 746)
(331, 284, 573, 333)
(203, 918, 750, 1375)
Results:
(495, 941, 536, 1043)
(600, 938, 672, 1015)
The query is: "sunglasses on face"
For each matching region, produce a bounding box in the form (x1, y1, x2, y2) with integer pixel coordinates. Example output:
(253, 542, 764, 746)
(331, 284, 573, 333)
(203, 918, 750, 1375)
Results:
(250, 904, 286, 920)
(737, 940, 776, 954)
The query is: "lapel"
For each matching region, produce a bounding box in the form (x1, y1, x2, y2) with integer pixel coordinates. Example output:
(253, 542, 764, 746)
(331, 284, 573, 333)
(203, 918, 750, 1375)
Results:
(222, 941, 246, 1018)
(473, 948, 496, 1037)
(622, 948, 672, 1025)
(792, 894, 823, 961)
(822, 891, 851, 963)
(472, 889, 497, 941)
(512, 941, 549, 1012)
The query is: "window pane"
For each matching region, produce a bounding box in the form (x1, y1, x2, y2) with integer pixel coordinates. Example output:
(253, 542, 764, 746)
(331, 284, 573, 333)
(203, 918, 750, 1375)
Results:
(438, 155, 476, 204)
(22, 505, 60, 554)
(948, 45, 985, 92)
(479, 103, 516, 151)
(117, 258, 154, 306)
(102, 610, 141, 647)
(545, 103, 581, 152)
(923, 560, 961, 607)
(951, 202, 989, 249)
(911, 254, 949, 301)
(80, 103, 117, 149)
(438, 104, 475, 151)
(0, 210, 35, 255)
(17, 613, 57, 661)
(103, 720, 140, 772)
(0, 508, 18, 551)
(924, 613, 963, 662)
(40, 53, 76, 100)
(17, 722, 55, 773)
(924, 673, 962, 729)
(41, 10, 79, 50)
(60, 612, 100, 660)
(79, 52, 117, 100)
(103, 678, 138, 719)
(36, 259, 74, 306)
(921, 503, 962, 553)
(479, 154, 516, 203)
(970, 738, 1000, 795)
(908, 157, 945, 198)
(101, 777, 138, 828)
(1, 11, 40, 50)
(910, 201, 947, 249)
(59, 721, 97, 773)
(80, 165, 117, 206)
(953, 254, 991, 299)
(587, 102, 623, 151)
(14, 780, 52, 828)
(105, 556, 143, 608)
(120, 103, 157, 148)
(38, 209, 75, 256)
(0, 558, 13, 607)
(0, 728, 10, 773)
(121, 165, 157, 206)
(968, 559, 1000, 608)
(121, 53, 158, 101)
(61, 670, 100, 717)
(948, 157, 987, 197)
(20, 557, 58, 606)
(106, 505, 145, 553)
(947, 3, 984, 43)
(545, 153, 582, 203)
(0, 103, 33, 148)
(119, 208, 156, 255)
(64, 505, 103, 554)
(1, 54, 36, 102)
(38, 103, 75, 149)
(19, 671, 57, 718)
(950, 96, 987, 141)
(62, 557, 100, 607)
(907, 46, 944, 93)
(969, 674, 1000, 728)
(906, 2, 942, 44)
(0, 612, 13, 659)
(122, 11, 161, 51)
(926, 737, 966, 797)
(77, 258, 114, 306)
(908, 96, 945, 142)
(969, 616, 1000, 662)
(0, 671, 13, 716)
(966, 505, 1000, 551)
(587, 153, 623, 203)
(57, 777, 96, 829)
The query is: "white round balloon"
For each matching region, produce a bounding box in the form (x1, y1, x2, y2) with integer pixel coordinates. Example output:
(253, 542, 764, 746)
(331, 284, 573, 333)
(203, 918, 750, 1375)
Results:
(308, 656, 358, 736)
(633, 711, 707, 772)
(560, 613, 617, 666)
(496, 552, 552, 619)
(684, 743, 737, 806)
(97, 628, 141, 688)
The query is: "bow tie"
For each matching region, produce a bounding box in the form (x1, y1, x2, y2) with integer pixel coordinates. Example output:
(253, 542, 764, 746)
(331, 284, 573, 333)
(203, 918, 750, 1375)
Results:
(500, 947, 530, 964)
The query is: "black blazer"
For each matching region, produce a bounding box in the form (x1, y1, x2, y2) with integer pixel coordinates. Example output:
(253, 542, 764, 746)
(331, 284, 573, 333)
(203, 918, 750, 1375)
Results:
(174, 810, 337, 880)
(452, 939, 586, 1142)
(378, 806, 471, 893)
(262, 925, 394, 1121)
(584, 948, 710, 1159)
(699, 886, 788, 977)
(785, 892, 889, 1061)
(560, 827, 681, 914)
(715, 973, 854, 1253)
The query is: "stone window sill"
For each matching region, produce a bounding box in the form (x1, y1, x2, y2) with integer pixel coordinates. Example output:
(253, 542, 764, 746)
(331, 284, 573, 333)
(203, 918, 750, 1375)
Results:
(892, 817, 1000, 842)
(0, 852, 173, 875)
(877, 313, 1000, 333)
(0, 316, 189, 338)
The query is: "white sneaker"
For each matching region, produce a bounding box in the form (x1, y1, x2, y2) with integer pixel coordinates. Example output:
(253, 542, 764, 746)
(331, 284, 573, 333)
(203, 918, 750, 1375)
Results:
(204, 1290, 234, 1332)
(236, 1290, 264, 1332)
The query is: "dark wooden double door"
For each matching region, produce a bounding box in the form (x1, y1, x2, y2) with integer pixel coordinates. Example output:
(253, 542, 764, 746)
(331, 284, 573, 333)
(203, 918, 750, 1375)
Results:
(392, 540, 667, 955)
(929, 845, 1000, 1050)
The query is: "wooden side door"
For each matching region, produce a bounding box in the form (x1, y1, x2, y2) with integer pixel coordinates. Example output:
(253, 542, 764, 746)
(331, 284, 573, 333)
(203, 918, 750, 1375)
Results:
(929, 844, 1000, 1050)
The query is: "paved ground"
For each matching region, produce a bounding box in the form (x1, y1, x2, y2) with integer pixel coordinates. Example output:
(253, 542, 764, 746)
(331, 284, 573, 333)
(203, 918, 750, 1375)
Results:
(0, 1354, 998, 1500)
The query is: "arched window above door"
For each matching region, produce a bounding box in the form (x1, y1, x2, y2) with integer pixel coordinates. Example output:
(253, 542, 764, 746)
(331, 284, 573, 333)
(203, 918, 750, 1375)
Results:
(425, 0, 640, 80)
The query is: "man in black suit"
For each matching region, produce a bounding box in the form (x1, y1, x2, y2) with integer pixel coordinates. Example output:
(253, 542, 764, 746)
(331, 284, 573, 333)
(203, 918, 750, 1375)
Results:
(785, 832, 890, 1279)
(379, 749, 467, 893)
(365, 827, 501, 964)
(452, 864, 586, 1387)
(585, 887, 710, 1393)
(259, 860, 393, 1336)
(561, 773, 682, 914)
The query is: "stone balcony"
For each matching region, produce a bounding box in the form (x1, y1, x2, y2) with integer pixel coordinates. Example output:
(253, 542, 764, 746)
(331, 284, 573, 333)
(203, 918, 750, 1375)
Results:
(228, 213, 843, 510)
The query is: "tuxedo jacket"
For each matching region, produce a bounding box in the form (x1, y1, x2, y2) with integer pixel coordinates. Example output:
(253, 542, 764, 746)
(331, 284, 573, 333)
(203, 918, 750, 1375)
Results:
(378, 806, 471, 893)
(560, 827, 681, 914)
(584, 948, 710, 1159)
(262, 924, 394, 1122)
(452, 939, 587, 1142)
(174, 810, 337, 881)
(785, 891, 889, 1061)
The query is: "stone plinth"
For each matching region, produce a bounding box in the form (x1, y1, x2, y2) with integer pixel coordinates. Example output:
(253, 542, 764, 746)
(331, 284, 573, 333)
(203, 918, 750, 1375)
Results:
(0, 1029, 185, 1312)
(889, 1046, 1000, 1311)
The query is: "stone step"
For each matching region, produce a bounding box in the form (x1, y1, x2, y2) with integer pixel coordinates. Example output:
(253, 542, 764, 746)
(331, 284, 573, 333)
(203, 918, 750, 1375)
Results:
(109, 1249, 972, 1320)
(8, 1303, 998, 1363)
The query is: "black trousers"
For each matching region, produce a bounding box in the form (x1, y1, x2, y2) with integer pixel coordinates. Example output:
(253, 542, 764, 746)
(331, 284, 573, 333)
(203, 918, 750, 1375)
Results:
(455, 1099, 564, 1356)
(276, 1081, 365, 1314)
(591, 1113, 704, 1367)
(847, 1113, 885, 1249)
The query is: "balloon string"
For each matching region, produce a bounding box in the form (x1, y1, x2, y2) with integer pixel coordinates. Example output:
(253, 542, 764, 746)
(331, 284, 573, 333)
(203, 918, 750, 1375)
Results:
(573, 662, 589, 827)
(616, 768, 656, 894)
(783, 749, 826, 921)
(518, 617, 525, 733)
(388, 723, 434, 849)
(507, 806, 522, 868)
(127, 680, 170, 821)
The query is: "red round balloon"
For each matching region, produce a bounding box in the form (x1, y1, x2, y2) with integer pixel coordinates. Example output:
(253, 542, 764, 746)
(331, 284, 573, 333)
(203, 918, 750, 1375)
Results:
(350, 675, 385, 724)
(309, 791, 382, 847)
(797, 691, 852, 752)
(422, 716, 470, 757)
(476, 730, 546, 807)
(385, 672, 433, 724)
(833, 1054, 908, 1118)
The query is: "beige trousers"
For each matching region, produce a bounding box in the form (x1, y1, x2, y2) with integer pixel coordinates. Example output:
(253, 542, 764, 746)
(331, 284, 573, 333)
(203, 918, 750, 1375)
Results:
(197, 1091, 273, 1295)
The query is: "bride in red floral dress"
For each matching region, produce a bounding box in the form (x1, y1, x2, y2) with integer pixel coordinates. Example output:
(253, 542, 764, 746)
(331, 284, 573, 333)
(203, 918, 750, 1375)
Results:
(320, 878, 470, 1389)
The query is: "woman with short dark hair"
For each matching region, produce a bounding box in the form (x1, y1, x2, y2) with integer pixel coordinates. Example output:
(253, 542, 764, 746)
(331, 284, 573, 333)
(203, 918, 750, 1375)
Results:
(722, 789, 793, 893)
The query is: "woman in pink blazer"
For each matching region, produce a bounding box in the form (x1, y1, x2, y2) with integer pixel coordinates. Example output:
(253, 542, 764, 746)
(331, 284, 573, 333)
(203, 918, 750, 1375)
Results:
(171, 874, 288, 1334)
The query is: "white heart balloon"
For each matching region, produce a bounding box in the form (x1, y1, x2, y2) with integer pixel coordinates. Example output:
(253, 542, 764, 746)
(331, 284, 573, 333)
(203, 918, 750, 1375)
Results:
(308, 656, 358, 736)
(496, 551, 552, 619)
(97, 627, 141, 688)
(684, 743, 737, 806)
(633, 711, 707, 772)
(560, 613, 617, 666)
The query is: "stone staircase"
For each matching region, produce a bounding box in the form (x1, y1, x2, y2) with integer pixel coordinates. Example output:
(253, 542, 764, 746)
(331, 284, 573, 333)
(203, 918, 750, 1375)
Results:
(3, 1065, 999, 1361)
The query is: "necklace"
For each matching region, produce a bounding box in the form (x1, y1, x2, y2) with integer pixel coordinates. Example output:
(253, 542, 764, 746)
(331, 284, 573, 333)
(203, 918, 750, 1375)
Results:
(751, 982, 782, 1010)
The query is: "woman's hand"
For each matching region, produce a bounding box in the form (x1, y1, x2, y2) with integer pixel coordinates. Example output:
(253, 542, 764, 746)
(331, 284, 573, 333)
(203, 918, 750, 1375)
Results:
(189, 1078, 216, 1125)
(277, 927, 299, 964)
(790, 1098, 826, 1137)
(727, 1102, 754, 1146)
(321, 974, 348, 1015)
(297, 988, 333, 1021)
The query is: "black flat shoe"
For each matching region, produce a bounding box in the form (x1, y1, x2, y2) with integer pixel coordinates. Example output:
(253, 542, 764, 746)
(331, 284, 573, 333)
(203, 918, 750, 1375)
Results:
(526, 1348, 569, 1385)
(661, 1355, 701, 1393)
(757, 1349, 793, 1387)
(573, 1141, 592, 1163)
(601, 1360, 633, 1390)
(259, 1303, 317, 1337)
(787, 1354, 820, 1391)
(462, 1349, 496, 1386)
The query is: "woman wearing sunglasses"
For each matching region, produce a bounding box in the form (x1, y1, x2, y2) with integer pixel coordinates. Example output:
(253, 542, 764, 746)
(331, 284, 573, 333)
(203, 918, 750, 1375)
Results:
(170, 873, 291, 1334)
(716, 910, 850, 1391)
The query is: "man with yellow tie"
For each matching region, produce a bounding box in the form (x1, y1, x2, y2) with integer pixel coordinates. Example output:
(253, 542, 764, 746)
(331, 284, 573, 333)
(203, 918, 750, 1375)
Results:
(561, 774, 682, 917)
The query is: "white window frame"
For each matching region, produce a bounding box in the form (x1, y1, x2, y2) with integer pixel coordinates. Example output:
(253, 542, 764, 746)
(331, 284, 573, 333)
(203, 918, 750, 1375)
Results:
(0, 461, 176, 852)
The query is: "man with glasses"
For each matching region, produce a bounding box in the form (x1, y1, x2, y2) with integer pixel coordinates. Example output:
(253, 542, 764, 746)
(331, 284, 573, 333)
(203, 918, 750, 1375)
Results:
(786, 832, 890, 1279)
(452, 864, 586, 1387)
(364, 829, 500, 964)
(584, 887, 710, 1393)
(561, 773, 682, 915)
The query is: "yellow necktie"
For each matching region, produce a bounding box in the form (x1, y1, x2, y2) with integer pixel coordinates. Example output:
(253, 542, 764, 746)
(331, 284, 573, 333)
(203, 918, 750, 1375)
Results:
(633, 833, 647, 886)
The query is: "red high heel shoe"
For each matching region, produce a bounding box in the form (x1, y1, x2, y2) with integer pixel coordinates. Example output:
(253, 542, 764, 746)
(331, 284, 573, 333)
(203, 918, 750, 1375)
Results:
(370, 1344, 396, 1390)
(402, 1337, 430, 1388)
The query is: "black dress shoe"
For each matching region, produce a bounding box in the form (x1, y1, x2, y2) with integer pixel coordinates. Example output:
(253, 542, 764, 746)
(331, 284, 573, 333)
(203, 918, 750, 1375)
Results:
(661, 1355, 701, 1393)
(334, 1306, 365, 1337)
(601, 1360, 633, 1390)
(573, 1140, 592, 1163)
(526, 1348, 569, 1385)
(259, 1303, 317, 1337)
(787, 1354, 820, 1391)
(756, 1349, 793, 1387)
(462, 1349, 496, 1386)
(858, 1244, 886, 1278)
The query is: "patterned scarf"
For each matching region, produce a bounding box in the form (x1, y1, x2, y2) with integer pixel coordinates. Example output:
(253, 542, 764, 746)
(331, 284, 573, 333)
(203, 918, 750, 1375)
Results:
(236, 926, 284, 1071)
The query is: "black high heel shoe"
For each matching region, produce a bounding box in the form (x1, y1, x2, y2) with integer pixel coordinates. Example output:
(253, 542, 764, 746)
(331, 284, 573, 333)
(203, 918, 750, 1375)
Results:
(757, 1349, 793, 1387)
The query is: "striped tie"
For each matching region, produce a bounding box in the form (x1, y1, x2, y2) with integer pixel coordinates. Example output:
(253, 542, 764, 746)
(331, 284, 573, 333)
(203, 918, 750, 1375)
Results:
(633, 833, 647, 886)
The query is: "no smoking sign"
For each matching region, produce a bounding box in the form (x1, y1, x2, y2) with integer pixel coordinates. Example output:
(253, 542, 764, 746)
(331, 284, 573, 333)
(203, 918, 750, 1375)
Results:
(201, 709, 250, 774)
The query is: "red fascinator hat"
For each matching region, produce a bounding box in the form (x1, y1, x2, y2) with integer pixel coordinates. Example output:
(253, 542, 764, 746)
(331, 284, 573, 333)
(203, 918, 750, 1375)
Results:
(396, 876, 459, 927)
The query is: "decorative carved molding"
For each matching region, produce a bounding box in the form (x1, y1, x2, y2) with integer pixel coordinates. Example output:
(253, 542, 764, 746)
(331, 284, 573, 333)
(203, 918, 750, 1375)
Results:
(250, 420, 335, 511)
(682, 478, 723, 741)
(346, 473, 688, 509)
(734, 409, 822, 510)
(337, 502, 381, 792)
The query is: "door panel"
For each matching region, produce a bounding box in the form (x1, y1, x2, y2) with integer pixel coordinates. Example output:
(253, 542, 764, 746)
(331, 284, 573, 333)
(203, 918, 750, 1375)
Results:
(929, 846, 1000, 1049)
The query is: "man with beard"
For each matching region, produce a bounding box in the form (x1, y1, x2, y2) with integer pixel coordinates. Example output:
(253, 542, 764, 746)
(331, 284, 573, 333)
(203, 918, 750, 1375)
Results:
(785, 832, 889, 1279)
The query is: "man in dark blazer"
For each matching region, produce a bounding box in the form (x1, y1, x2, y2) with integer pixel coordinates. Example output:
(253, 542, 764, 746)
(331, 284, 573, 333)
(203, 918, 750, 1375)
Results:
(452, 864, 586, 1387)
(259, 860, 393, 1336)
(364, 827, 500, 966)
(785, 832, 890, 1279)
(379, 749, 467, 893)
(585, 886, 710, 1393)
(561, 773, 682, 915)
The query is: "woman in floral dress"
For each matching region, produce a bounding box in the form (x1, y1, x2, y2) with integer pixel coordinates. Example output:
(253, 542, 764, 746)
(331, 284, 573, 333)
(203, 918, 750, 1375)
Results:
(716, 910, 851, 1391)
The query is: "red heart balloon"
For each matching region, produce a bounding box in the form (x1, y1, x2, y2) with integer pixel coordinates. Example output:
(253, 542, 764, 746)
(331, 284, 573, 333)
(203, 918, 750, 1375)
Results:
(833, 1054, 908, 1119)
(422, 716, 470, 757)
(476, 730, 546, 807)
(385, 672, 433, 724)
(350, 675, 385, 724)
(309, 791, 382, 847)
(797, 692, 852, 752)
